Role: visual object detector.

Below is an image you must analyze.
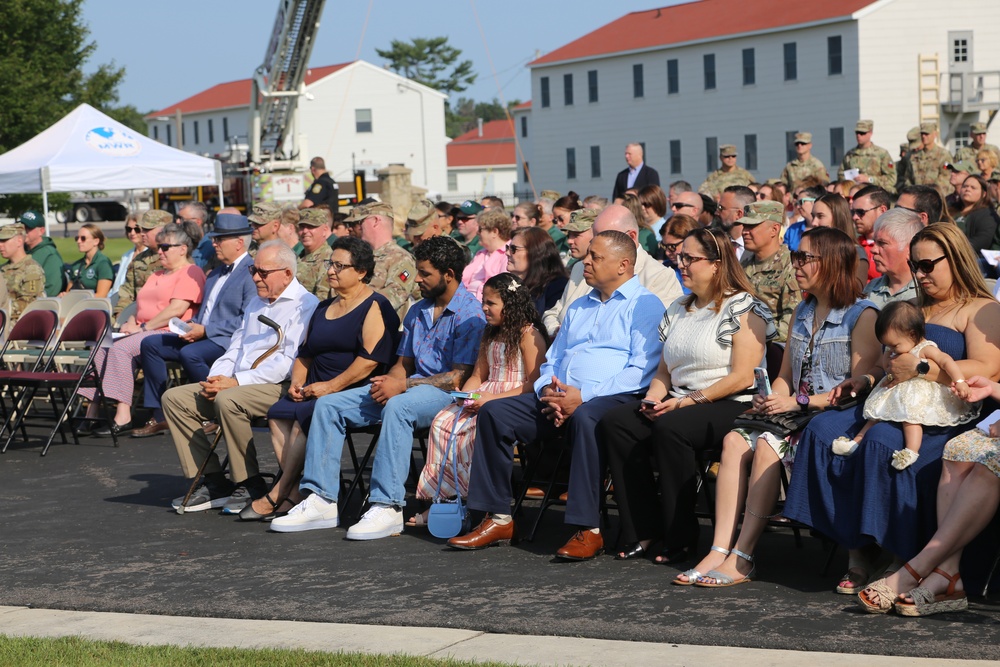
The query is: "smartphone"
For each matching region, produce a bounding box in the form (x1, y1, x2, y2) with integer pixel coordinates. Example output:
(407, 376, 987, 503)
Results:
(753, 367, 772, 399)
(641, 398, 658, 408)
(449, 391, 480, 402)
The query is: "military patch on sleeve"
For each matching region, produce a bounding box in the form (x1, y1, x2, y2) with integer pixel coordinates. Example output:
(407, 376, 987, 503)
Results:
(311, 184, 322, 194)
(398, 270, 410, 282)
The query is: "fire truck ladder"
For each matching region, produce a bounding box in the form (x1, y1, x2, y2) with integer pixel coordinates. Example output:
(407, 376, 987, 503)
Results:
(250, 0, 326, 167)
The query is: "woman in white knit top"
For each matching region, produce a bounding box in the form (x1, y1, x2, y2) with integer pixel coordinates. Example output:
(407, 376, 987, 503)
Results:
(598, 227, 776, 565)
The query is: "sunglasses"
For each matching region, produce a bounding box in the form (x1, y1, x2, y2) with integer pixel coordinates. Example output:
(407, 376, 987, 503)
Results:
(248, 265, 287, 278)
(671, 202, 694, 210)
(790, 251, 822, 267)
(907, 255, 947, 275)
(850, 205, 879, 218)
(75, 236, 93, 242)
(125, 226, 140, 234)
(795, 197, 816, 206)
(505, 244, 525, 255)
(157, 243, 182, 252)
(660, 240, 681, 253)
(324, 260, 355, 272)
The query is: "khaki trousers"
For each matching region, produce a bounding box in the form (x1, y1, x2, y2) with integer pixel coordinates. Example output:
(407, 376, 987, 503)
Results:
(163, 381, 287, 482)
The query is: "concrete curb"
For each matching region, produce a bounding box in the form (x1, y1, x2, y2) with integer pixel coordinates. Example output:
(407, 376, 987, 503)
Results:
(0, 606, 987, 666)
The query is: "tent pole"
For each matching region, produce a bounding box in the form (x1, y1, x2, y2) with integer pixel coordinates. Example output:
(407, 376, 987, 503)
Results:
(218, 181, 225, 209)
(42, 191, 50, 237)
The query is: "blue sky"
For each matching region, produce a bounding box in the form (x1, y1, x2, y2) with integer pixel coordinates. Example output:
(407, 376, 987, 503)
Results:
(82, 0, 682, 113)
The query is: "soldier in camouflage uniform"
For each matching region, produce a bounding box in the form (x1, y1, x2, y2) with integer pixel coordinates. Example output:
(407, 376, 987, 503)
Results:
(780, 132, 828, 190)
(910, 122, 954, 197)
(737, 201, 800, 343)
(113, 209, 171, 319)
(0, 223, 46, 326)
(345, 201, 417, 321)
(895, 128, 920, 192)
(295, 208, 333, 300)
(247, 202, 284, 256)
(838, 120, 897, 194)
(954, 121, 1000, 164)
(699, 144, 754, 200)
(403, 199, 444, 249)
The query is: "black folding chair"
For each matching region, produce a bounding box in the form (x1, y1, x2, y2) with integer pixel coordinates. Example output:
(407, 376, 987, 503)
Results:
(0, 309, 60, 435)
(0, 310, 112, 456)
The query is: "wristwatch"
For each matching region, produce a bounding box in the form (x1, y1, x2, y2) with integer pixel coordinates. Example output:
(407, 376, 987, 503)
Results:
(796, 394, 810, 411)
(916, 360, 930, 377)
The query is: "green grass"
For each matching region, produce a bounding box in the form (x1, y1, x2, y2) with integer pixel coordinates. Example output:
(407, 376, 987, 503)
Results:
(53, 237, 136, 265)
(0, 635, 520, 667)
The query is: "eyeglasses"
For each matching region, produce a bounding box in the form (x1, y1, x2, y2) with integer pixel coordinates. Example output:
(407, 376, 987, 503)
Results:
(670, 202, 694, 211)
(850, 205, 879, 218)
(676, 253, 713, 267)
(895, 204, 919, 214)
(505, 244, 525, 255)
(324, 260, 355, 272)
(125, 226, 140, 234)
(157, 243, 182, 252)
(75, 236, 92, 242)
(907, 255, 947, 275)
(790, 251, 822, 267)
(248, 265, 287, 279)
(855, 131, 870, 135)
(660, 240, 681, 253)
(510, 214, 526, 221)
(795, 198, 816, 206)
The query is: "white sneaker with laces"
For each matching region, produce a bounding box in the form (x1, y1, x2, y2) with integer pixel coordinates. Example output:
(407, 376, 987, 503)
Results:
(345, 504, 404, 540)
(270, 494, 339, 533)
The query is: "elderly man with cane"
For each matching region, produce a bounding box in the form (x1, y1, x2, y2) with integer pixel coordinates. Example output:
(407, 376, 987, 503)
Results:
(165, 241, 319, 514)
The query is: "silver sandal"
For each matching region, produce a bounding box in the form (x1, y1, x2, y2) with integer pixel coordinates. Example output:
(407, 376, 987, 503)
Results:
(694, 548, 756, 587)
(672, 545, 730, 586)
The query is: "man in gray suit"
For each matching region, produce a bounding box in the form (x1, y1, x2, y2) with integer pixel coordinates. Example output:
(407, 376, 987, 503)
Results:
(133, 214, 258, 437)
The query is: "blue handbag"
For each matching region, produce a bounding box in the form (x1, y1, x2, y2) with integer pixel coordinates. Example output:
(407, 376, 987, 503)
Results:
(428, 415, 472, 539)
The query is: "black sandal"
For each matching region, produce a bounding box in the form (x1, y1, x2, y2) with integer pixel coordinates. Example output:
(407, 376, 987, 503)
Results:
(615, 541, 650, 561)
(238, 492, 288, 521)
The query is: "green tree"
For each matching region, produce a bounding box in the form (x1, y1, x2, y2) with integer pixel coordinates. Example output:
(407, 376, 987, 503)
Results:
(0, 0, 137, 214)
(446, 97, 522, 138)
(376, 36, 476, 95)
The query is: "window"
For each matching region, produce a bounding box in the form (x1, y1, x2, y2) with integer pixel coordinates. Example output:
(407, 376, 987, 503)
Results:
(588, 70, 598, 103)
(784, 43, 797, 81)
(447, 171, 458, 191)
(208, 119, 214, 143)
(181, 122, 186, 146)
(566, 148, 577, 180)
(785, 130, 799, 162)
(953, 38, 968, 63)
(830, 127, 845, 166)
(828, 36, 843, 75)
(706, 137, 718, 172)
(540, 77, 550, 107)
(153, 125, 158, 141)
(223, 117, 229, 141)
(355, 108, 372, 133)
(165, 124, 172, 146)
(563, 73, 574, 106)
(955, 128, 971, 148)
(520, 116, 527, 138)
(744, 134, 758, 171)
(704, 54, 716, 90)
(633, 64, 644, 98)
(742, 48, 755, 86)
(667, 59, 679, 94)
(193, 120, 200, 145)
(670, 139, 682, 174)
(590, 146, 601, 178)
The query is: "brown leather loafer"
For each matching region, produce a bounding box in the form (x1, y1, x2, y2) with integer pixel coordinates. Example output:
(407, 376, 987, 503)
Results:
(447, 518, 515, 550)
(524, 487, 544, 499)
(131, 419, 169, 438)
(556, 530, 604, 561)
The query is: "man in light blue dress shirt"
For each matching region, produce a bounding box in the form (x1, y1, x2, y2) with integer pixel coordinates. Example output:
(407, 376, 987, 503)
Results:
(449, 230, 666, 560)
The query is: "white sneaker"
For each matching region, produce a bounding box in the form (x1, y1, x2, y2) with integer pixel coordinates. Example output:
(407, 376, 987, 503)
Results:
(345, 504, 404, 541)
(269, 494, 339, 533)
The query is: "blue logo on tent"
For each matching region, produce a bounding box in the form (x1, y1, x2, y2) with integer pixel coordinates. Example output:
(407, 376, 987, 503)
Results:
(84, 126, 141, 157)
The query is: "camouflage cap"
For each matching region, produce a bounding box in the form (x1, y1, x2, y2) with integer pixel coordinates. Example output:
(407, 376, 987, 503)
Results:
(17, 210, 44, 229)
(794, 132, 812, 144)
(0, 223, 26, 240)
(564, 208, 597, 232)
(719, 144, 738, 157)
(538, 189, 561, 200)
(920, 121, 938, 134)
(405, 199, 437, 234)
(248, 202, 283, 224)
(736, 201, 784, 226)
(298, 208, 330, 227)
(906, 126, 921, 149)
(346, 201, 394, 223)
(971, 122, 989, 135)
(855, 120, 874, 133)
(946, 160, 977, 174)
(140, 209, 172, 230)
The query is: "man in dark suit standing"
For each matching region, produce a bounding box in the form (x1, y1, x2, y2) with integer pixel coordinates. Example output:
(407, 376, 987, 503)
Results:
(132, 214, 258, 437)
(612, 143, 660, 203)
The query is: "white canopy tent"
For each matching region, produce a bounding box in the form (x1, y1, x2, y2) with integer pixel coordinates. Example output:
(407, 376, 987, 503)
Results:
(0, 103, 223, 234)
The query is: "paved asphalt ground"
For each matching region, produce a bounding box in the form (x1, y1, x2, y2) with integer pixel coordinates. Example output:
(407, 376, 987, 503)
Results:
(3, 424, 1000, 662)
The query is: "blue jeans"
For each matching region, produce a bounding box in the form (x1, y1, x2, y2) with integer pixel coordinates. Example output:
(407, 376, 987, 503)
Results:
(299, 384, 452, 506)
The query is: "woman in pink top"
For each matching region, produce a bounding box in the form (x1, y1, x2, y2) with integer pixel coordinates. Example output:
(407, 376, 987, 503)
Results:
(462, 208, 513, 301)
(80, 222, 206, 437)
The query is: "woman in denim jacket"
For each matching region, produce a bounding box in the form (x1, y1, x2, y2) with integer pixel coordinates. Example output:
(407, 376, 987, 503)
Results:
(680, 227, 880, 587)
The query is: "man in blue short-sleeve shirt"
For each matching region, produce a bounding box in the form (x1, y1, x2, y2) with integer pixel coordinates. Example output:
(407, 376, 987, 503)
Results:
(273, 236, 486, 540)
